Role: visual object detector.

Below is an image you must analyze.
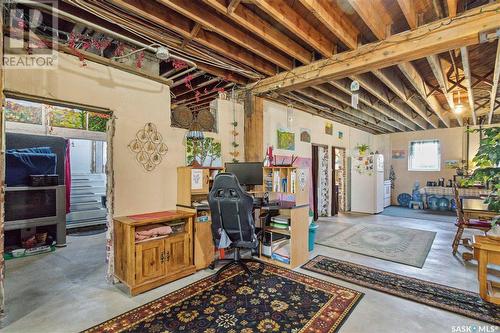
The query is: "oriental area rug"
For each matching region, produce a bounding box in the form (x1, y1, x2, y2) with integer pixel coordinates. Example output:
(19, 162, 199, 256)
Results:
(303, 256, 500, 326)
(315, 222, 436, 268)
(83, 262, 363, 333)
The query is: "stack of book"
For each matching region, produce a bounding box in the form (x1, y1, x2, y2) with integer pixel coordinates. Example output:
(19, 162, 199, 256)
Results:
(270, 215, 290, 230)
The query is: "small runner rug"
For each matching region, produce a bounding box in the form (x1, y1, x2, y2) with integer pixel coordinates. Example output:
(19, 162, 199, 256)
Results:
(83, 262, 363, 333)
(303, 255, 500, 325)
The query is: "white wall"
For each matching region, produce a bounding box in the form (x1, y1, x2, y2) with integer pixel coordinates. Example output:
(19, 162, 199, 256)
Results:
(262, 99, 377, 215)
(4, 53, 244, 216)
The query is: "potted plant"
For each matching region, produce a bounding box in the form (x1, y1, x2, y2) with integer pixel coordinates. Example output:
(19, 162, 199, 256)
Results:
(464, 127, 499, 237)
(356, 144, 370, 157)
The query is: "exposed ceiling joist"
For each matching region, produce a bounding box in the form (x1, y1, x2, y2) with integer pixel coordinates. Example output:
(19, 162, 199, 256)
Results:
(250, 3, 500, 94)
(158, 0, 293, 70)
(250, 0, 336, 58)
(330, 79, 415, 131)
(276, 95, 377, 134)
(397, 62, 451, 127)
(298, 0, 359, 50)
(112, 0, 276, 76)
(312, 85, 399, 132)
(396, 0, 417, 30)
(489, 40, 500, 124)
(460, 46, 477, 125)
(203, 0, 312, 64)
(347, 0, 392, 40)
(447, 0, 458, 17)
(426, 54, 464, 126)
(293, 90, 388, 133)
(352, 73, 428, 130)
(372, 68, 440, 128)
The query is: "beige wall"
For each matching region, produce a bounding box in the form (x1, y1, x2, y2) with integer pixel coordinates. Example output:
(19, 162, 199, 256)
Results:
(262, 99, 378, 215)
(4, 53, 243, 216)
(386, 126, 488, 204)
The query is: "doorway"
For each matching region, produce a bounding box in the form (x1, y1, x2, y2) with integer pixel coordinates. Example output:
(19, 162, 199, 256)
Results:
(312, 144, 329, 221)
(332, 147, 347, 215)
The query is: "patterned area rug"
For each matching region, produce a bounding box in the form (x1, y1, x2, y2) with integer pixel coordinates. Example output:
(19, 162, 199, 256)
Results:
(315, 222, 436, 268)
(303, 256, 500, 325)
(84, 263, 363, 333)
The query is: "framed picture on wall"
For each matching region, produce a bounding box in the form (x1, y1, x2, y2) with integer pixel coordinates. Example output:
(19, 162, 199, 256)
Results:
(325, 123, 333, 135)
(277, 129, 295, 150)
(392, 150, 406, 160)
(300, 128, 311, 143)
(338, 131, 343, 139)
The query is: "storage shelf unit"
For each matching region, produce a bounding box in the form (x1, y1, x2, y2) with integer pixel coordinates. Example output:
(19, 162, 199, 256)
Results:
(259, 166, 310, 269)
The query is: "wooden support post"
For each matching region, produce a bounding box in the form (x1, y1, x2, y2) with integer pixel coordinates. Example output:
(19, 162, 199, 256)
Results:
(244, 95, 264, 162)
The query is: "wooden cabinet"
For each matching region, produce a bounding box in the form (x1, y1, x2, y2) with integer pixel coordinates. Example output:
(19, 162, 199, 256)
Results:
(114, 211, 196, 296)
(177, 167, 221, 206)
(135, 239, 165, 285)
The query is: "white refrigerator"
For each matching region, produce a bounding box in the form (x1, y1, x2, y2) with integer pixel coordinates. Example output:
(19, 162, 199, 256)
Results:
(351, 154, 384, 214)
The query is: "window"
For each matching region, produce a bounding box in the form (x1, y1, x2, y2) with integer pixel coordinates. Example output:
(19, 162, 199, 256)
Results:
(408, 140, 441, 171)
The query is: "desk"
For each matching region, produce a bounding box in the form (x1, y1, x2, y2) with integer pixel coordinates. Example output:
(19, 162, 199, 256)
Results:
(463, 199, 498, 221)
(473, 235, 500, 304)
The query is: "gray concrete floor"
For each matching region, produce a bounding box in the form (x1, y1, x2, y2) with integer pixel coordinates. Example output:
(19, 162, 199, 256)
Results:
(1, 213, 498, 333)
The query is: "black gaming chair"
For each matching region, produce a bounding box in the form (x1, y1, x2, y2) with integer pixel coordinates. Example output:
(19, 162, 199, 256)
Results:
(208, 172, 260, 279)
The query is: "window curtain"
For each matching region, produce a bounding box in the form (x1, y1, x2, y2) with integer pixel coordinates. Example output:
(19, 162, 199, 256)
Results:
(105, 115, 117, 283)
(317, 146, 329, 217)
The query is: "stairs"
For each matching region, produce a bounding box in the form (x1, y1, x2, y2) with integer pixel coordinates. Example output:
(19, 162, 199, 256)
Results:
(67, 173, 107, 229)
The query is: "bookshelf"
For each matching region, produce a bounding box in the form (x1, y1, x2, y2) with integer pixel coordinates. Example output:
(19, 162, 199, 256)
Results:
(260, 166, 310, 269)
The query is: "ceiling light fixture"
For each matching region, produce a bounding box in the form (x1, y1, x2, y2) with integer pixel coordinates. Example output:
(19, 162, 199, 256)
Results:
(454, 90, 464, 114)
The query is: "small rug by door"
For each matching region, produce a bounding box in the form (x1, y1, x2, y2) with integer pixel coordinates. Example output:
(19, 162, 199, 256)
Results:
(303, 256, 500, 325)
(316, 222, 436, 268)
(83, 262, 363, 333)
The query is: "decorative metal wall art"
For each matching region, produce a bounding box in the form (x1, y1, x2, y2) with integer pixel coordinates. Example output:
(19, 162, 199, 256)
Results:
(128, 123, 168, 171)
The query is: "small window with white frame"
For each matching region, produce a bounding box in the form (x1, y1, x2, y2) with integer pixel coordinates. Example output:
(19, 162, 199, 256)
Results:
(408, 140, 441, 171)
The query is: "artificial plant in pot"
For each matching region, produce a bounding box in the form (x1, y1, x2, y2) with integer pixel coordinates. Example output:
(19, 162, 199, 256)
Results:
(356, 144, 370, 157)
(464, 127, 499, 235)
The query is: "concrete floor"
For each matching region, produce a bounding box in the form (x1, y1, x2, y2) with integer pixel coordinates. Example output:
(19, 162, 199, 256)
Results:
(1, 213, 498, 333)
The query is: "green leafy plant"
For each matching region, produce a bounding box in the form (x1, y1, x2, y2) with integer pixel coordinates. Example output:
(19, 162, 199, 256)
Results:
(356, 144, 370, 155)
(464, 127, 499, 216)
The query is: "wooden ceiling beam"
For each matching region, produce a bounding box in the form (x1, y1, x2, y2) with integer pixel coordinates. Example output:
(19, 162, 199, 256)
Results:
(460, 46, 477, 125)
(372, 68, 441, 128)
(488, 40, 500, 124)
(447, 0, 458, 17)
(396, 0, 417, 29)
(298, 0, 358, 50)
(397, 62, 451, 127)
(250, 2, 500, 94)
(112, 0, 276, 76)
(203, 0, 312, 64)
(330, 79, 416, 131)
(347, 0, 392, 40)
(352, 73, 429, 130)
(312, 85, 399, 132)
(250, 0, 336, 58)
(158, 0, 293, 70)
(426, 54, 464, 126)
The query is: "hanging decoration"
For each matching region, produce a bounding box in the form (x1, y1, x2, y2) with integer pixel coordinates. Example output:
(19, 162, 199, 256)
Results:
(350, 80, 360, 109)
(128, 123, 168, 172)
(229, 89, 240, 162)
(286, 104, 295, 129)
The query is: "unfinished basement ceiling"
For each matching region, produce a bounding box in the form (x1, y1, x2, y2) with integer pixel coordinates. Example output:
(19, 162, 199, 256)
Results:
(13, 0, 500, 133)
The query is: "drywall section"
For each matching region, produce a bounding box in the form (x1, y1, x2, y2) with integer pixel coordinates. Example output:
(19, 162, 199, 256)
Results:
(3, 53, 243, 216)
(262, 99, 378, 215)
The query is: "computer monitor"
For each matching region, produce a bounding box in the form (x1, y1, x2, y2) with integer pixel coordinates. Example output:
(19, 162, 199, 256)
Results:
(225, 162, 263, 186)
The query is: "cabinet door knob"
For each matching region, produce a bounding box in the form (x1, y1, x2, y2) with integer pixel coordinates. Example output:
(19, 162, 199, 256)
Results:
(160, 251, 165, 263)
(165, 251, 170, 262)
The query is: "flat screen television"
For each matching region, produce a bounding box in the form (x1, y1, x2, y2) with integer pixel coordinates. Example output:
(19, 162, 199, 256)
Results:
(225, 162, 263, 186)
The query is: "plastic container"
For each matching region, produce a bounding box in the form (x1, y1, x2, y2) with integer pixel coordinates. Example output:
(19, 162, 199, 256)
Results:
(308, 223, 319, 252)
